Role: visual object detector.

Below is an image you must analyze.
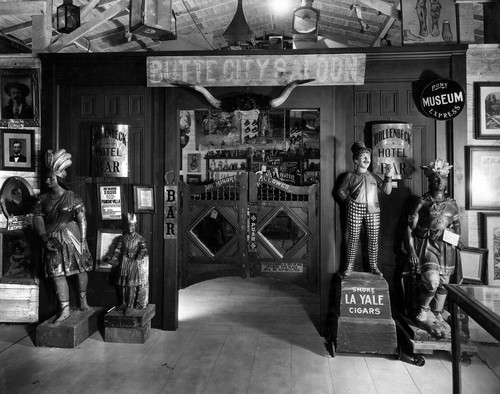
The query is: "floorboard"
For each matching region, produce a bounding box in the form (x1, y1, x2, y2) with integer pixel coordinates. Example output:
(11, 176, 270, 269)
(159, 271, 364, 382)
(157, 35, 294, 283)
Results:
(1, 276, 499, 394)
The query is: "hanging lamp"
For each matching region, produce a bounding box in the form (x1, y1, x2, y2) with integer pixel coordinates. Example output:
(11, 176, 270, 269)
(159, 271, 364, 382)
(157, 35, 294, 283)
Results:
(223, 0, 254, 48)
(129, 0, 177, 41)
(57, 0, 81, 34)
(292, 0, 320, 43)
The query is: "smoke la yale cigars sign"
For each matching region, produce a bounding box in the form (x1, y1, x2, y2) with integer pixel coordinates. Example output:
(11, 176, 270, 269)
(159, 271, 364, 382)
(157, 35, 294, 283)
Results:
(372, 123, 413, 180)
(420, 78, 465, 120)
(146, 54, 366, 87)
(92, 124, 129, 178)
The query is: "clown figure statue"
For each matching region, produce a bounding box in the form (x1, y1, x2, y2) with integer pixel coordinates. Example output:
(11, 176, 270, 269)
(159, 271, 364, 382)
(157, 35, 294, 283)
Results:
(109, 214, 149, 316)
(338, 141, 394, 277)
(405, 159, 461, 338)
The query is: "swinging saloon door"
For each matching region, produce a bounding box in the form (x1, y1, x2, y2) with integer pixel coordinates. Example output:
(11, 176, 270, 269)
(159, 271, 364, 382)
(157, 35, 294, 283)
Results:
(180, 172, 318, 292)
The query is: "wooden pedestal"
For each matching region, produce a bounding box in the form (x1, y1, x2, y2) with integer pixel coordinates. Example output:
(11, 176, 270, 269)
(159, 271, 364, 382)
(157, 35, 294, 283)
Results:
(104, 304, 155, 344)
(36, 307, 103, 348)
(332, 272, 398, 355)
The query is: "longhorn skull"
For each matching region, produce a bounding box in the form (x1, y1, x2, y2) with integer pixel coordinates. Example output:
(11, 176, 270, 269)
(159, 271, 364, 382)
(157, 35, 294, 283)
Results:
(170, 79, 315, 112)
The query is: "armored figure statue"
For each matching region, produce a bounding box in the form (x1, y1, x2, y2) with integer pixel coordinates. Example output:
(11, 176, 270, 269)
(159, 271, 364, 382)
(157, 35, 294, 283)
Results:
(33, 149, 93, 323)
(337, 141, 394, 277)
(405, 159, 461, 338)
(108, 214, 149, 316)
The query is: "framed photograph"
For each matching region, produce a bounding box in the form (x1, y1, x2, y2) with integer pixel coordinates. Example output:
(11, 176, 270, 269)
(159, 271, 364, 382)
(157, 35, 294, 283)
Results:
(459, 246, 488, 285)
(481, 213, 500, 286)
(465, 146, 500, 210)
(475, 82, 500, 139)
(186, 174, 202, 184)
(95, 228, 122, 272)
(133, 185, 156, 213)
(0, 68, 40, 127)
(1, 129, 34, 171)
(0, 232, 38, 283)
(98, 184, 123, 220)
(187, 153, 201, 172)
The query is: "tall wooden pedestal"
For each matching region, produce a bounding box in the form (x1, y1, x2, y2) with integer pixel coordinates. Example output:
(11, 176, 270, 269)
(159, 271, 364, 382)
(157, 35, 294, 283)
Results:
(36, 307, 103, 348)
(332, 272, 397, 355)
(104, 304, 155, 344)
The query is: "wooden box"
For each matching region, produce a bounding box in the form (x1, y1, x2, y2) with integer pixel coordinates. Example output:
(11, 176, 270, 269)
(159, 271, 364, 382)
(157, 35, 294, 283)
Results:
(0, 282, 38, 323)
(36, 307, 102, 348)
(332, 272, 398, 355)
(104, 304, 155, 344)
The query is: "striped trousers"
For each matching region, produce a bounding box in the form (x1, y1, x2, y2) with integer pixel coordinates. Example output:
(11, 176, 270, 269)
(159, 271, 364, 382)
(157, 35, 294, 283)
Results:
(346, 199, 380, 269)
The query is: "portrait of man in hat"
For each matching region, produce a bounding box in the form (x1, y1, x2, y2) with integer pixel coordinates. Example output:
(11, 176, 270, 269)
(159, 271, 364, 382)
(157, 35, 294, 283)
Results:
(1, 80, 34, 120)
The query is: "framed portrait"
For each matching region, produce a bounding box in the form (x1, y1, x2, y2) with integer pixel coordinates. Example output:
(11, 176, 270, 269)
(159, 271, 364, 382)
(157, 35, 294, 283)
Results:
(0, 232, 38, 284)
(133, 185, 156, 213)
(0, 68, 40, 127)
(475, 82, 500, 139)
(95, 228, 122, 272)
(97, 184, 123, 221)
(465, 146, 500, 210)
(187, 153, 201, 172)
(459, 246, 488, 285)
(481, 213, 500, 286)
(1, 129, 34, 171)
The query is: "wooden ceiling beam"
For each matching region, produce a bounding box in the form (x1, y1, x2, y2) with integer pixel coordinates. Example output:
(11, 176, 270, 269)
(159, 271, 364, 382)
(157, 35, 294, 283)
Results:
(47, 0, 128, 53)
(356, 0, 401, 20)
(372, 0, 400, 47)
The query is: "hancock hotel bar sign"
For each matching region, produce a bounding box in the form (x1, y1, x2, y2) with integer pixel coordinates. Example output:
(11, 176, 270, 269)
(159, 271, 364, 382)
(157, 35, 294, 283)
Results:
(147, 54, 366, 87)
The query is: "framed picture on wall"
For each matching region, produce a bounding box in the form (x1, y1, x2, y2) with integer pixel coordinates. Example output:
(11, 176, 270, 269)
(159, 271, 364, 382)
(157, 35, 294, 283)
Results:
(0, 68, 40, 127)
(459, 246, 488, 285)
(97, 184, 123, 220)
(0, 129, 34, 171)
(481, 213, 500, 286)
(465, 146, 500, 210)
(133, 185, 156, 213)
(95, 228, 122, 272)
(475, 82, 500, 139)
(0, 232, 38, 283)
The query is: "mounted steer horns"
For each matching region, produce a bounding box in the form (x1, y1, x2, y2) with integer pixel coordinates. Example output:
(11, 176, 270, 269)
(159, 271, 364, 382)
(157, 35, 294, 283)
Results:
(170, 79, 315, 112)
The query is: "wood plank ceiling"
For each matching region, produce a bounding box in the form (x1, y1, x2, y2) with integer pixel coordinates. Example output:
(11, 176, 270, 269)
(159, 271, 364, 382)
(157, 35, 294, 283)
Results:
(0, 0, 485, 54)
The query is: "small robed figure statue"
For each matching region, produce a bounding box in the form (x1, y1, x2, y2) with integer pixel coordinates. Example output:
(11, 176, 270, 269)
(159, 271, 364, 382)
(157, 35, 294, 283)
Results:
(108, 214, 149, 316)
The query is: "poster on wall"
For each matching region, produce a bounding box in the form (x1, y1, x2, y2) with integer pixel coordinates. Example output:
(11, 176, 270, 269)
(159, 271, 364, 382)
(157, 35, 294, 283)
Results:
(372, 123, 413, 180)
(402, 0, 457, 45)
(91, 124, 129, 177)
(98, 184, 123, 220)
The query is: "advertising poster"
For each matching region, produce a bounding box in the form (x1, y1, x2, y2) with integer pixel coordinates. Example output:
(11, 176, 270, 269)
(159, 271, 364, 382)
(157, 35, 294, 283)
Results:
(372, 123, 413, 180)
(99, 185, 122, 220)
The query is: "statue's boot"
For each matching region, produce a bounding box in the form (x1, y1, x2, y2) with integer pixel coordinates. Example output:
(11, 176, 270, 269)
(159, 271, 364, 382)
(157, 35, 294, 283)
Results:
(341, 262, 354, 277)
(433, 311, 451, 337)
(116, 303, 126, 312)
(369, 263, 383, 277)
(54, 300, 70, 324)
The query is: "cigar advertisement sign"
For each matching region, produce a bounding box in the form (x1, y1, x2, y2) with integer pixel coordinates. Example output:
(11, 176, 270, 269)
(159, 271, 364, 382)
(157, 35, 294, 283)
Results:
(92, 124, 129, 178)
(372, 123, 413, 180)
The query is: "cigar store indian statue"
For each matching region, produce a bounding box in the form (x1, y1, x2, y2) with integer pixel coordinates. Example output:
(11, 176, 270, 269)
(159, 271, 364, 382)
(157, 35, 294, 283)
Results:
(33, 149, 93, 323)
(404, 159, 462, 338)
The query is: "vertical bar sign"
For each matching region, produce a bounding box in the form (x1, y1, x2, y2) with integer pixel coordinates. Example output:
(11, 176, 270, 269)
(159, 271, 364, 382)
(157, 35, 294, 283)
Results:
(248, 208, 257, 252)
(92, 124, 129, 177)
(164, 185, 177, 239)
(372, 123, 413, 180)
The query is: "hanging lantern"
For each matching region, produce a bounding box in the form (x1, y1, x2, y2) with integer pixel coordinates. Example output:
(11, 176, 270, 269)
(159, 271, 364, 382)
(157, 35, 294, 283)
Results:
(222, 0, 254, 48)
(57, 0, 81, 34)
(292, 0, 320, 43)
(129, 0, 177, 41)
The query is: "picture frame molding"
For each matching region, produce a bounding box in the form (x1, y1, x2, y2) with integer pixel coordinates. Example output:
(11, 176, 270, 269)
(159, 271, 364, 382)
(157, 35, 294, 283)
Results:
(481, 212, 500, 286)
(95, 228, 123, 272)
(465, 146, 500, 210)
(0, 68, 40, 127)
(0, 128, 35, 171)
(459, 246, 488, 285)
(133, 184, 156, 213)
(475, 81, 500, 140)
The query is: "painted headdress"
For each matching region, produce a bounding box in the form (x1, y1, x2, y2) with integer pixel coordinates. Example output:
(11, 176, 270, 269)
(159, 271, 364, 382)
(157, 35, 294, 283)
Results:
(45, 149, 72, 179)
(127, 213, 137, 224)
(420, 158, 453, 178)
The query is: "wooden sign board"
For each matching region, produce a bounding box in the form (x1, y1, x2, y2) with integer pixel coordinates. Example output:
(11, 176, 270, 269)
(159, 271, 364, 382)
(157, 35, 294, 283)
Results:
(147, 54, 366, 87)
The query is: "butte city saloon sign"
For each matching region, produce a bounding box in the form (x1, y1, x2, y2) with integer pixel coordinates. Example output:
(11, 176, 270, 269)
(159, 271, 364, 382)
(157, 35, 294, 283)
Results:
(420, 78, 465, 120)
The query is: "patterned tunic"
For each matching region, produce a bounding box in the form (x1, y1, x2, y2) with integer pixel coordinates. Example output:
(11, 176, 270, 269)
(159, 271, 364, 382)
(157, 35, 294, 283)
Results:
(112, 232, 148, 288)
(33, 190, 93, 278)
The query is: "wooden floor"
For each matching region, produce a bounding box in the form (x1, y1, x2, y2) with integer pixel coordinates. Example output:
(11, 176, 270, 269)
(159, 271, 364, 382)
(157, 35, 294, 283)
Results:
(1, 276, 499, 394)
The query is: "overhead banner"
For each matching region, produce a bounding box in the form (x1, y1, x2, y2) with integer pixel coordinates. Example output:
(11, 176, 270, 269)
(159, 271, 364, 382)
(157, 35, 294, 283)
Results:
(91, 124, 129, 178)
(147, 54, 366, 87)
(372, 123, 413, 180)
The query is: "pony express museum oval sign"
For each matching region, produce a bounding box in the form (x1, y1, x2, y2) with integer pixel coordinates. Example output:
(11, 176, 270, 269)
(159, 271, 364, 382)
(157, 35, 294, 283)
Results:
(420, 78, 465, 120)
